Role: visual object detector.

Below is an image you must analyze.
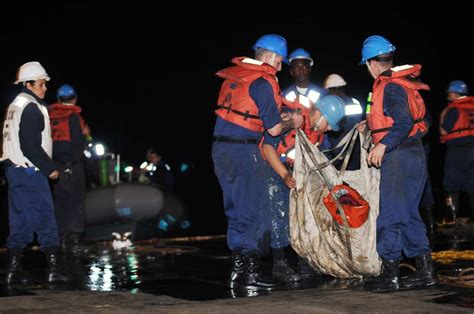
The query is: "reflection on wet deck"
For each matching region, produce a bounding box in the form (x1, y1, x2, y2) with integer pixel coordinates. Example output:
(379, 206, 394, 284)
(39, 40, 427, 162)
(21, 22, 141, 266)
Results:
(0, 230, 473, 308)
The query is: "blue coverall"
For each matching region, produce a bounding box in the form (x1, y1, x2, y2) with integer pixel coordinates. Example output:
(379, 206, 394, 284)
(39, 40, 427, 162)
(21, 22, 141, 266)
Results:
(212, 78, 281, 256)
(441, 107, 474, 193)
(375, 83, 431, 260)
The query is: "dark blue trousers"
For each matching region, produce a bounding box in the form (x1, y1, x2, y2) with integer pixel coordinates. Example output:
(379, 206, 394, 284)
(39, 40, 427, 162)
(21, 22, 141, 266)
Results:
(266, 167, 290, 249)
(53, 162, 86, 237)
(443, 145, 474, 193)
(212, 142, 272, 256)
(5, 166, 60, 250)
(377, 143, 431, 260)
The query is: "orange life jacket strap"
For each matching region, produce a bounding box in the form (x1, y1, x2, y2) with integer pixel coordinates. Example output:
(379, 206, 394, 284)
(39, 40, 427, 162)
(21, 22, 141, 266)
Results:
(371, 117, 424, 134)
(216, 104, 260, 120)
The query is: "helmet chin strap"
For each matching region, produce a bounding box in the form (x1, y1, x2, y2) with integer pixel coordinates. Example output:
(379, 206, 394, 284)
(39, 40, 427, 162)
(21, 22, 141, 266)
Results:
(313, 116, 325, 131)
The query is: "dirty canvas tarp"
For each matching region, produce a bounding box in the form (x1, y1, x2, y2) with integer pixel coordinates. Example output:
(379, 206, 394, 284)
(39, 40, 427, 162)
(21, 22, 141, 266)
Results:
(290, 130, 381, 278)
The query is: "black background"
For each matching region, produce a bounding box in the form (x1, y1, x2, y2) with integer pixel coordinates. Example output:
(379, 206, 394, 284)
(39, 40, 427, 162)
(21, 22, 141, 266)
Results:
(0, 2, 472, 237)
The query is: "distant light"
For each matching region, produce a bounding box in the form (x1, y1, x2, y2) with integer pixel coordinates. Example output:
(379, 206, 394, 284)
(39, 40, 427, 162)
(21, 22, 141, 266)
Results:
(152, 165, 157, 172)
(180, 163, 189, 173)
(83, 150, 92, 158)
(88, 143, 93, 148)
(166, 214, 176, 223)
(158, 219, 168, 231)
(165, 164, 171, 171)
(140, 161, 148, 169)
(180, 219, 191, 229)
(95, 143, 105, 156)
(145, 163, 153, 171)
(124, 166, 133, 173)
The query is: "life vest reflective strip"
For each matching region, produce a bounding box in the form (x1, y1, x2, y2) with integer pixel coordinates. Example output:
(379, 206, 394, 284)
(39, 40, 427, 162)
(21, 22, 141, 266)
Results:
(344, 98, 363, 116)
(368, 64, 429, 144)
(215, 57, 282, 132)
(439, 96, 474, 143)
(285, 87, 322, 104)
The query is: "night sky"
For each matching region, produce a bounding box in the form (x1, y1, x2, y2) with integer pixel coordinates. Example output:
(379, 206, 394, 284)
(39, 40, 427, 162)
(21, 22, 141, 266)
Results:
(0, 3, 472, 234)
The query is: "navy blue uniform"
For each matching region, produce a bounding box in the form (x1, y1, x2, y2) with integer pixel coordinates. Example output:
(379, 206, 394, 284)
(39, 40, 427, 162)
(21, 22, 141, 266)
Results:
(376, 84, 430, 260)
(213, 78, 280, 255)
(441, 107, 474, 193)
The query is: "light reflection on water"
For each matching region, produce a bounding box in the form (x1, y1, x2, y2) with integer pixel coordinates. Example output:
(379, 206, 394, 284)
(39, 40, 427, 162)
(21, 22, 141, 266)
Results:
(87, 248, 141, 291)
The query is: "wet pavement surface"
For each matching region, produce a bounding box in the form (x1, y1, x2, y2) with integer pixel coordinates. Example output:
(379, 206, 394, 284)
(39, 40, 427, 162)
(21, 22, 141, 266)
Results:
(0, 229, 473, 312)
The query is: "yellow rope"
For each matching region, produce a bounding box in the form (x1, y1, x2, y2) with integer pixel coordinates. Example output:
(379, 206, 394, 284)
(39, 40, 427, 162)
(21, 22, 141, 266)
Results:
(431, 250, 474, 264)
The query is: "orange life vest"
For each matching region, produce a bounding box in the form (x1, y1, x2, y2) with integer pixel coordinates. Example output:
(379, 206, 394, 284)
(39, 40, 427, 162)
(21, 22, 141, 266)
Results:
(48, 103, 86, 142)
(215, 57, 282, 133)
(276, 113, 323, 164)
(368, 64, 429, 144)
(440, 96, 474, 143)
(323, 184, 370, 228)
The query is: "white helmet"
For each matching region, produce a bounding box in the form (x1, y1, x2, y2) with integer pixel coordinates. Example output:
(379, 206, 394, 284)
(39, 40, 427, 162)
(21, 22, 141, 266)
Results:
(14, 61, 50, 84)
(324, 73, 347, 89)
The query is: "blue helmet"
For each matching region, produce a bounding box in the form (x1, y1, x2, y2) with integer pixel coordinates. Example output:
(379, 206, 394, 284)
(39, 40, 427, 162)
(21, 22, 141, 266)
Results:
(253, 34, 288, 63)
(360, 35, 396, 65)
(316, 95, 346, 131)
(289, 48, 314, 67)
(447, 80, 468, 94)
(57, 84, 77, 98)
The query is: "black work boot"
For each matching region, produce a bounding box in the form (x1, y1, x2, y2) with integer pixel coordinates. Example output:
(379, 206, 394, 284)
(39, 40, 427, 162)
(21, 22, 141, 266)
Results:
(229, 252, 245, 287)
(401, 253, 438, 289)
(420, 206, 435, 235)
(272, 259, 301, 282)
(364, 259, 400, 292)
(44, 247, 73, 283)
(297, 257, 319, 279)
(6, 249, 30, 286)
(243, 255, 276, 289)
(445, 191, 460, 225)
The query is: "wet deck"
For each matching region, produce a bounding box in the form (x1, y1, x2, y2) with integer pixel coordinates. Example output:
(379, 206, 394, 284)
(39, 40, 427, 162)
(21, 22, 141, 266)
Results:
(0, 229, 473, 312)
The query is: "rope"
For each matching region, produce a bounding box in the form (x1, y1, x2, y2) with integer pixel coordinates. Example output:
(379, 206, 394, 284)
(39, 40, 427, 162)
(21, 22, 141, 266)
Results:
(438, 267, 474, 288)
(399, 263, 416, 272)
(431, 250, 474, 264)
